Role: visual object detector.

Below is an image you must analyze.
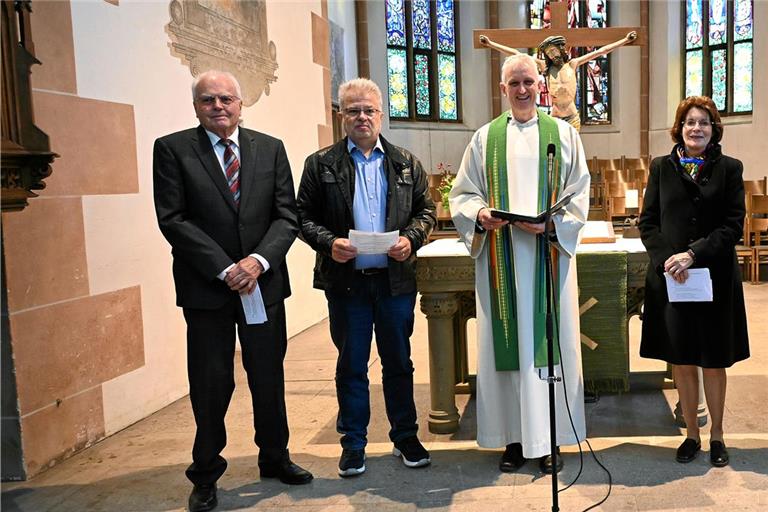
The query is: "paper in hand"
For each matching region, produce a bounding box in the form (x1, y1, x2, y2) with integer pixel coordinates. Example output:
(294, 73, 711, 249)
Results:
(664, 268, 713, 302)
(348, 229, 399, 254)
(240, 284, 268, 324)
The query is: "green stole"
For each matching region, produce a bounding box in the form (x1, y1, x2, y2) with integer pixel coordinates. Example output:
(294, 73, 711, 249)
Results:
(484, 109, 562, 371)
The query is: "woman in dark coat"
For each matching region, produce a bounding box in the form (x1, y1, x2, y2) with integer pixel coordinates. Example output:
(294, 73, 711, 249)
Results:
(639, 96, 749, 468)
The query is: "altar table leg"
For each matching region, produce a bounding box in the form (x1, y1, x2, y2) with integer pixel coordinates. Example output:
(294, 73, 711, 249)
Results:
(419, 292, 460, 434)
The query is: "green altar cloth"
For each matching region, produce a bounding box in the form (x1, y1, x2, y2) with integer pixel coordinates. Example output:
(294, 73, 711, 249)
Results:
(577, 252, 629, 393)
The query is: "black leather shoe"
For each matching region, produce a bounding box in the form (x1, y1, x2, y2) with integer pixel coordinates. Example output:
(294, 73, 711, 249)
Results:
(710, 440, 729, 467)
(260, 461, 314, 485)
(499, 443, 526, 473)
(675, 438, 701, 463)
(188, 483, 217, 512)
(538, 448, 563, 474)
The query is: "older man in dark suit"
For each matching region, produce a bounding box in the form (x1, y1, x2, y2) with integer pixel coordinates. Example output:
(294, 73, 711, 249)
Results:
(154, 70, 312, 512)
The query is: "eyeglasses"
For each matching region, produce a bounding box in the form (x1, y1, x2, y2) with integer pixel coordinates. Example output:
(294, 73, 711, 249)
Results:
(682, 119, 712, 128)
(343, 107, 381, 118)
(197, 94, 240, 106)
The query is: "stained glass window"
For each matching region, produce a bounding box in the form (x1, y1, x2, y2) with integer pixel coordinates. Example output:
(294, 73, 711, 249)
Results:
(684, 0, 753, 115)
(385, 0, 460, 121)
(527, 0, 612, 125)
(412, 0, 431, 50)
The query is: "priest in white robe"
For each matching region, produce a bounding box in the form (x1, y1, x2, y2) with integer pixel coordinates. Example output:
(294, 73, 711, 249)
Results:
(449, 54, 590, 474)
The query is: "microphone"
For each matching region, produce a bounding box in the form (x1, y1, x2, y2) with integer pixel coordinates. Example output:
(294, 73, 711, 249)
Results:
(545, 143, 556, 222)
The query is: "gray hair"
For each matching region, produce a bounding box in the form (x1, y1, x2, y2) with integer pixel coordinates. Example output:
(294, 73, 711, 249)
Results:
(191, 70, 242, 99)
(500, 54, 539, 81)
(338, 78, 382, 109)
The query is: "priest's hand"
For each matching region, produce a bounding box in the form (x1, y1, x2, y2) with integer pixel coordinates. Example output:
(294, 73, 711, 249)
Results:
(477, 208, 509, 231)
(514, 221, 546, 234)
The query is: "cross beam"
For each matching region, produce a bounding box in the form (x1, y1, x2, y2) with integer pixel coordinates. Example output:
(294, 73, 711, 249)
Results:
(473, 2, 647, 49)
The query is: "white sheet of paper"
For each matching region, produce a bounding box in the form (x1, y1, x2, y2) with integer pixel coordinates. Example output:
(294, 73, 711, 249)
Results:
(664, 268, 713, 302)
(240, 284, 267, 324)
(348, 229, 399, 255)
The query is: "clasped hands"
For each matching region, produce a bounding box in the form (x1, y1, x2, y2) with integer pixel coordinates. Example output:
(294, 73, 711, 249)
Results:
(225, 256, 263, 294)
(476, 207, 550, 235)
(331, 235, 412, 263)
(664, 252, 694, 284)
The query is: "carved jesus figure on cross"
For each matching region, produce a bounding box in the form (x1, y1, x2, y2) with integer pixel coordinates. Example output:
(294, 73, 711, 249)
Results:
(479, 30, 636, 130)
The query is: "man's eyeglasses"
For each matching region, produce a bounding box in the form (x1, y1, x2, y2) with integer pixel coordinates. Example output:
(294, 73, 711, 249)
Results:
(683, 119, 712, 128)
(197, 94, 240, 106)
(343, 107, 381, 118)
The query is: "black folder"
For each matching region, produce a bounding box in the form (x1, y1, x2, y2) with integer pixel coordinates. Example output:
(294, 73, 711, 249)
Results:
(489, 192, 575, 224)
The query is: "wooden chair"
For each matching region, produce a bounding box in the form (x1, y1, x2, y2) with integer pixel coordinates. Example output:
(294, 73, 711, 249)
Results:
(735, 193, 753, 281)
(748, 193, 768, 283)
(744, 176, 768, 196)
(624, 156, 650, 173)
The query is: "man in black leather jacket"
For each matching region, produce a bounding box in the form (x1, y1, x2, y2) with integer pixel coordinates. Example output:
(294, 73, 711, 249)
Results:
(297, 78, 435, 478)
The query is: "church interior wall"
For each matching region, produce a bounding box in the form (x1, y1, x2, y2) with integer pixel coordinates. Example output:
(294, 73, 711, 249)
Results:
(3, 0, 330, 477)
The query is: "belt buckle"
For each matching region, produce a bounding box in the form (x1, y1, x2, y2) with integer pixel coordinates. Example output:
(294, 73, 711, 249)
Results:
(360, 268, 382, 276)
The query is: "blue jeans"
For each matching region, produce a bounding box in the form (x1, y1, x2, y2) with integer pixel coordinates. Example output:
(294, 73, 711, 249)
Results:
(326, 274, 418, 450)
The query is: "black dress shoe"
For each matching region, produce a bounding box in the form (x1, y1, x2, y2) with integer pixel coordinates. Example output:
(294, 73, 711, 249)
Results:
(675, 438, 701, 463)
(189, 483, 217, 512)
(710, 440, 729, 467)
(499, 443, 526, 473)
(539, 448, 563, 474)
(260, 461, 313, 485)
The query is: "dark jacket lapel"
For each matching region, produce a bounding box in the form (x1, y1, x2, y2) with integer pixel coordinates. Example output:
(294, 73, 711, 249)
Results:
(238, 129, 256, 215)
(191, 125, 238, 212)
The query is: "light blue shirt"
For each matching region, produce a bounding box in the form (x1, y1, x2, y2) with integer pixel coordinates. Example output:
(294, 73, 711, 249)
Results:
(348, 138, 388, 269)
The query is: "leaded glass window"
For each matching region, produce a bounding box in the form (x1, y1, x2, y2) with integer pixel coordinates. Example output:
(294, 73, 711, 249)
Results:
(385, 0, 460, 121)
(528, 0, 612, 125)
(684, 0, 753, 114)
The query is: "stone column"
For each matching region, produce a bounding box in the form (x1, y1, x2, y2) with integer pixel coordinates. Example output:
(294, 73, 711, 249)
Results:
(419, 292, 460, 434)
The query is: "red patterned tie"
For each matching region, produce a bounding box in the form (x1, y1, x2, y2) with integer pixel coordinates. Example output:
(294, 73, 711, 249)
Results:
(221, 139, 240, 206)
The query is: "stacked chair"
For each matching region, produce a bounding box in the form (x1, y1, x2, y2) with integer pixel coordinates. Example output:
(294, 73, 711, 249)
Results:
(587, 156, 650, 226)
(743, 177, 768, 283)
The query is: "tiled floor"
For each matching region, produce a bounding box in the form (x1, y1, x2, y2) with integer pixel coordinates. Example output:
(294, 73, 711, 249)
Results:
(3, 286, 767, 511)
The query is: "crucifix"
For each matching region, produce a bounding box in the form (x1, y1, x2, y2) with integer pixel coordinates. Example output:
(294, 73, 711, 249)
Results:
(474, 1, 649, 153)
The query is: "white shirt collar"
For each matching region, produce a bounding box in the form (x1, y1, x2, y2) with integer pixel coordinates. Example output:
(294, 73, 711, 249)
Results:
(204, 126, 240, 147)
(347, 137, 384, 156)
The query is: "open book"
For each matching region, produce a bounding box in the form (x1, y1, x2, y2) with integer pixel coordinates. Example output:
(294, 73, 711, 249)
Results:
(489, 192, 575, 224)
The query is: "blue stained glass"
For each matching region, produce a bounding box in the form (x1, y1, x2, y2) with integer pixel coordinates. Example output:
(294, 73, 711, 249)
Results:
(733, 43, 752, 112)
(385, 0, 406, 46)
(438, 54, 457, 120)
(586, 0, 607, 29)
(387, 49, 409, 117)
(711, 49, 727, 110)
(412, 0, 431, 50)
(686, 0, 703, 49)
(584, 55, 609, 124)
(734, 0, 753, 41)
(709, 0, 727, 45)
(437, 0, 455, 52)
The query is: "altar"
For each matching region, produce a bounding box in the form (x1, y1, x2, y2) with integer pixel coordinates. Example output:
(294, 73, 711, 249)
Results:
(415, 237, 651, 434)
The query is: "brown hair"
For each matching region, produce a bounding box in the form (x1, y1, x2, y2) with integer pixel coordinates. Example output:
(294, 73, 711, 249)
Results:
(670, 96, 723, 146)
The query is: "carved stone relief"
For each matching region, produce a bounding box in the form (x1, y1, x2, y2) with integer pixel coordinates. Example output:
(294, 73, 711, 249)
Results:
(166, 0, 278, 106)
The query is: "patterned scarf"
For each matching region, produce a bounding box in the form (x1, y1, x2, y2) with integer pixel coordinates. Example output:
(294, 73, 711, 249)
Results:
(677, 144, 706, 182)
(484, 110, 562, 371)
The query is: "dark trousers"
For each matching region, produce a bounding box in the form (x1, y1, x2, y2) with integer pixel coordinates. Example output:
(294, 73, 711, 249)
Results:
(183, 297, 289, 485)
(326, 273, 419, 450)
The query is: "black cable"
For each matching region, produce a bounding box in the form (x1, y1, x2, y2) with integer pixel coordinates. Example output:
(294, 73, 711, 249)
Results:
(547, 243, 613, 511)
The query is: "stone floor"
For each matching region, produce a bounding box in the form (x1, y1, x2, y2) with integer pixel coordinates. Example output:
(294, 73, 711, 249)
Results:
(3, 285, 767, 511)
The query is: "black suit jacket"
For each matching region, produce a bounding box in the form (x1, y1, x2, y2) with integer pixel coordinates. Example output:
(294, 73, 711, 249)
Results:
(153, 126, 298, 310)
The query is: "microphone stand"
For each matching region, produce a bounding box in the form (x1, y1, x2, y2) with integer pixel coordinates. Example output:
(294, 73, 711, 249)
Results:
(542, 147, 561, 512)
